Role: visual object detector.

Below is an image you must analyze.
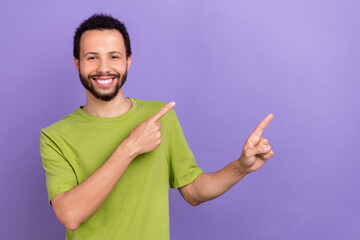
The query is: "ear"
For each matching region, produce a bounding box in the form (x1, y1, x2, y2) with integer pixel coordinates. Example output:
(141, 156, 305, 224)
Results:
(74, 57, 80, 73)
(126, 55, 132, 72)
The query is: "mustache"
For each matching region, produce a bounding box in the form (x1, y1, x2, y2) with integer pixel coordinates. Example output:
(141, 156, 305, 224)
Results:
(88, 73, 121, 78)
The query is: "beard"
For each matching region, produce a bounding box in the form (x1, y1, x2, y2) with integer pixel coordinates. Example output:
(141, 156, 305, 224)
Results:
(79, 68, 128, 102)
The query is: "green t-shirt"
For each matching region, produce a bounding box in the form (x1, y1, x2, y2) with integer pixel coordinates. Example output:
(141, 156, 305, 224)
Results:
(39, 98, 203, 240)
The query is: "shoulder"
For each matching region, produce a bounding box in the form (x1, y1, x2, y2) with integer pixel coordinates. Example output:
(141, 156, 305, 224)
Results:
(133, 98, 173, 114)
(133, 98, 167, 110)
(132, 98, 177, 122)
(40, 110, 80, 140)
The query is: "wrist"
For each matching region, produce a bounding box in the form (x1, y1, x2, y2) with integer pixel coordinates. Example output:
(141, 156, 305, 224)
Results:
(232, 159, 251, 175)
(115, 139, 138, 164)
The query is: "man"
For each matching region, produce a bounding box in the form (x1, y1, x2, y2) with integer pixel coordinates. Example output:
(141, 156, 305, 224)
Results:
(40, 14, 274, 240)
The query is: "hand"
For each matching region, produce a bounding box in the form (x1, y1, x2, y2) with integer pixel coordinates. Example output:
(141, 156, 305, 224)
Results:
(237, 114, 274, 173)
(125, 101, 176, 157)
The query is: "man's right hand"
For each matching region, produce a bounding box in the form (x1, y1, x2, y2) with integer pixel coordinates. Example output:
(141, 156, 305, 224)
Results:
(125, 101, 176, 157)
(51, 101, 176, 231)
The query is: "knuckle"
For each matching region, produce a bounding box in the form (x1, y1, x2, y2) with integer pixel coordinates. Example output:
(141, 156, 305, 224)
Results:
(258, 138, 267, 145)
(244, 150, 252, 158)
(261, 144, 270, 151)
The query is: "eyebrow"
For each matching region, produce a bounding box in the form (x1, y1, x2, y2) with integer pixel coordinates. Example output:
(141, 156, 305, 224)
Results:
(83, 51, 124, 57)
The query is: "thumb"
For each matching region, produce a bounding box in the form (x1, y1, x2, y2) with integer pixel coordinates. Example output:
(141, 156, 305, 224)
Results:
(245, 144, 271, 158)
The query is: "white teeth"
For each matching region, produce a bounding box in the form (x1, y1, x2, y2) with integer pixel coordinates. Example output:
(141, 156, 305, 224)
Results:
(96, 79, 112, 84)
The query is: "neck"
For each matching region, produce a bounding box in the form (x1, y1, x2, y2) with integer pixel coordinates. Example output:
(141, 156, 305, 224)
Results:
(82, 89, 132, 118)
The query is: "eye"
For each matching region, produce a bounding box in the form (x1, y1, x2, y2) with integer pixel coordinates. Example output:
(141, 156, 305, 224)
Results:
(111, 55, 120, 59)
(87, 56, 97, 60)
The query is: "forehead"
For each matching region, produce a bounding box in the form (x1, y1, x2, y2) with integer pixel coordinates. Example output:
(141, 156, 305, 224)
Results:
(79, 29, 126, 54)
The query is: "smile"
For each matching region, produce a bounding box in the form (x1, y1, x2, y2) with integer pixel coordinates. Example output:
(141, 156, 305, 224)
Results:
(92, 77, 115, 87)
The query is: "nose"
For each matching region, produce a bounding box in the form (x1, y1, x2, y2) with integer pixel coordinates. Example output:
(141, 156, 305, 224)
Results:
(96, 59, 111, 74)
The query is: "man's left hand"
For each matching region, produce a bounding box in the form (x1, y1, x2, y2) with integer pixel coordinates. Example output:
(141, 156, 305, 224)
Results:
(236, 114, 274, 173)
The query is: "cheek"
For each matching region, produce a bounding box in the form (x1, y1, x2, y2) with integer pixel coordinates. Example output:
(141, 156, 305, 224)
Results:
(111, 62, 127, 73)
(79, 62, 96, 74)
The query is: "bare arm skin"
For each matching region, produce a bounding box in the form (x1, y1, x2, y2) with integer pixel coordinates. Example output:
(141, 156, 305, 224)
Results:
(178, 161, 250, 206)
(51, 102, 175, 231)
(179, 114, 274, 206)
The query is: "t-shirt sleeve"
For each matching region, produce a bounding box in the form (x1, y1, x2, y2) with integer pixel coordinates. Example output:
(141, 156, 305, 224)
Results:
(40, 129, 78, 206)
(167, 109, 203, 188)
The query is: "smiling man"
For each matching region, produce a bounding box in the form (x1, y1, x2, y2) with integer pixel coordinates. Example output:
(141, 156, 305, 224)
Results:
(40, 14, 274, 240)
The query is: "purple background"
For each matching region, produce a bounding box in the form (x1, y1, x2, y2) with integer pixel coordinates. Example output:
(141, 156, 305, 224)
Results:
(1, 0, 359, 239)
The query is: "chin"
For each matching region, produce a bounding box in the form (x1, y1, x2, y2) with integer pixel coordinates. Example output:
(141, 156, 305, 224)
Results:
(91, 85, 121, 102)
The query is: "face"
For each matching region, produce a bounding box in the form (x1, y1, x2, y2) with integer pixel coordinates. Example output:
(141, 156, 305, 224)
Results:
(75, 29, 131, 101)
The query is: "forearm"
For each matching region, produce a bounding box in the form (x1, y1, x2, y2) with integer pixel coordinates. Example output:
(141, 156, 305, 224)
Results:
(52, 139, 136, 230)
(190, 160, 249, 205)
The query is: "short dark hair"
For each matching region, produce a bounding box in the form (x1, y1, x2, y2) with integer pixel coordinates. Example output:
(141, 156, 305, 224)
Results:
(73, 13, 132, 59)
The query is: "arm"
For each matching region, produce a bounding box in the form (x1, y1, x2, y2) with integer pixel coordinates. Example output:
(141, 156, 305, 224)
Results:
(179, 114, 274, 206)
(51, 102, 175, 231)
(52, 140, 134, 231)
(179, 160, 249, 206)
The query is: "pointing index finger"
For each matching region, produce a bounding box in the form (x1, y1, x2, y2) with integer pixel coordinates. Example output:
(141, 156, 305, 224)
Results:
(251, 114, 274, 137)
(148, 101, 176, 122)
